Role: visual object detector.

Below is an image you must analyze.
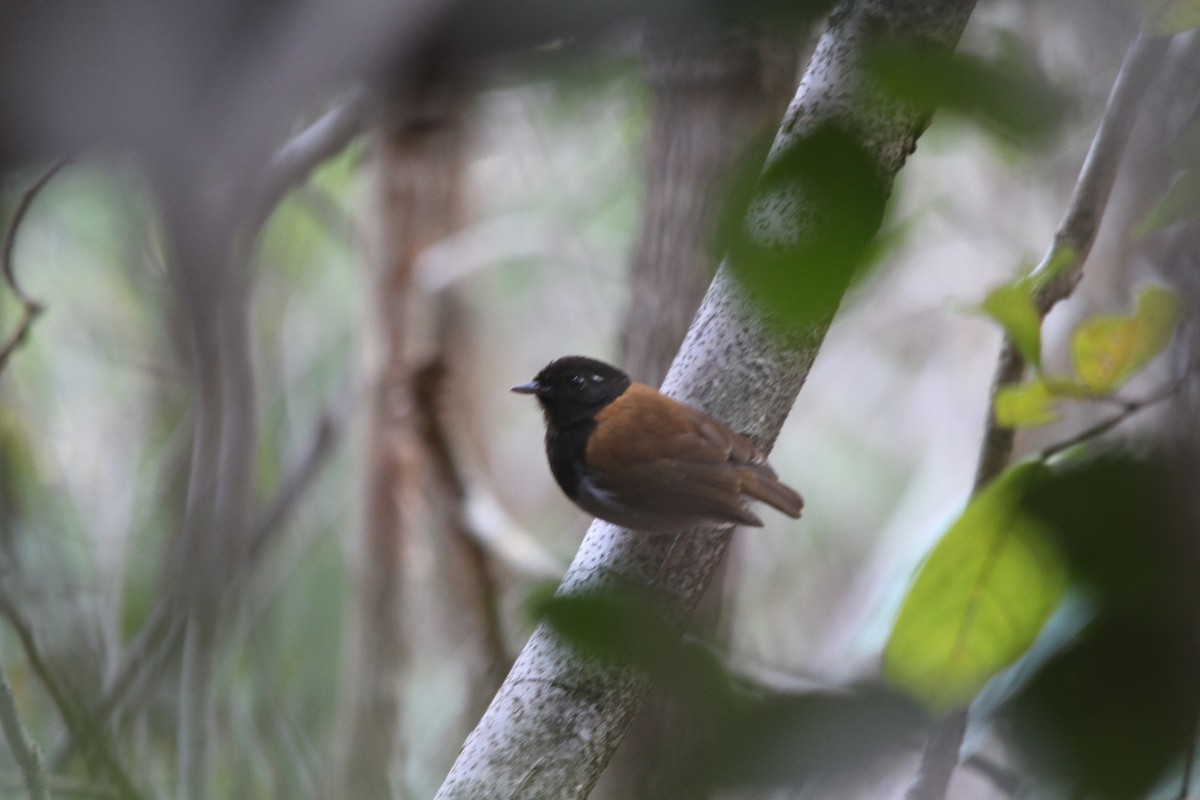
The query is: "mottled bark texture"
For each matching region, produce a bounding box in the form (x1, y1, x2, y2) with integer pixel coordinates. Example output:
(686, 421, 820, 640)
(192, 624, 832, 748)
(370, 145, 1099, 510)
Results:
(434, 2, 976, 798)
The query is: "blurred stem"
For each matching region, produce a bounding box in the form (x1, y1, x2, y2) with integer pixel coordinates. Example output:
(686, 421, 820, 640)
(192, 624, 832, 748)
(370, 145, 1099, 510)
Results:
(0, 658, 48, 800)
(906, 28, 1171, 800)
(0, 155, 72, 378)
(54, 400, 344, 774)
(334, 88, 483, 798)
(1027, 32, 1170, 316)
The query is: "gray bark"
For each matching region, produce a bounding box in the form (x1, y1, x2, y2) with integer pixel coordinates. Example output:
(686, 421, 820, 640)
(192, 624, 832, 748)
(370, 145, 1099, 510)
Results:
(433, 2, 976, 798)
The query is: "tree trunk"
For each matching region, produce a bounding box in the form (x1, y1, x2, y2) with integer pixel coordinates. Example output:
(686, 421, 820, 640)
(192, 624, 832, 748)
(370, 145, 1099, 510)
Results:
(433, 2, 976, 798)
(333, 96, 465, 799)
(334, 91, 506, 799)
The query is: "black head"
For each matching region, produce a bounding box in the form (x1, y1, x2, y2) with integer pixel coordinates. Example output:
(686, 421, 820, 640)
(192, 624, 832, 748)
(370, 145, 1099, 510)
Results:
(512, 356, 632, 427)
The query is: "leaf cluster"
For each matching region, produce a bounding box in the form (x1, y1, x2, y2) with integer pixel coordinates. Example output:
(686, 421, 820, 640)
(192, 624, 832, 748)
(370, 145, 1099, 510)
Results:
(984, 282, 1183, 428)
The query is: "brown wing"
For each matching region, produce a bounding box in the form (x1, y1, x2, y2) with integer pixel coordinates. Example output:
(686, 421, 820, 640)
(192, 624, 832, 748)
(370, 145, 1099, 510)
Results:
(586, 384, 803, 526)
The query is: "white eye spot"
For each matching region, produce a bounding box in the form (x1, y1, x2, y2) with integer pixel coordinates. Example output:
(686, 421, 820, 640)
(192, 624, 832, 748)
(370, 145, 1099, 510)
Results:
(589, 374, 603, 383)
(570, 375, 586, 387)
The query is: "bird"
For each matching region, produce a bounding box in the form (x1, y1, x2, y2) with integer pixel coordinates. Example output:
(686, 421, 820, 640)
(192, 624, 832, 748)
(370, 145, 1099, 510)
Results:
(512, 355, 802, 534)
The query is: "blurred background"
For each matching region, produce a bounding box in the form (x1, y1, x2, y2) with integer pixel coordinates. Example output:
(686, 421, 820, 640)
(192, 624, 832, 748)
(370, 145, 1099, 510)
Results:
(0, 0, 1196, 798)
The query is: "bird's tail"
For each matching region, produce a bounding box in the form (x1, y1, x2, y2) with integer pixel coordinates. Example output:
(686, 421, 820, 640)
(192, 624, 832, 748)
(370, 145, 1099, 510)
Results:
(741, 463, 804, 519)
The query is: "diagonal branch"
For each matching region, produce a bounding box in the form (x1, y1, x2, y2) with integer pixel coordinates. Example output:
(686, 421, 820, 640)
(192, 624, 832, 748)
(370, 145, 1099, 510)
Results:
(434, 2, 979, 797)
(907, 28, 1171, 800)
(246, 90, 371, 236)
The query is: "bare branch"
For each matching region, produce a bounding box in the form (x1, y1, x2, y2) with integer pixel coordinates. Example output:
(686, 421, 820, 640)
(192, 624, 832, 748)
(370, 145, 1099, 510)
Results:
(246, 90, 371, 235)
(0, 155, 73, 377)
(908, 29, 1172, 800)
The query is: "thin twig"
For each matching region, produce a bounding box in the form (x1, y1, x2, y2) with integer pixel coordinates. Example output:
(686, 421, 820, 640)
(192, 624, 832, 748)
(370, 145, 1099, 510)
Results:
(0, 658, 48, 800)
(250, 404, 345, 561)
(907, 29, 1171, 800)
(0, 155, 73, 377)
(0, 588, 81, 741)
(1029, 32, 1170, 314)
(0, 590, 144, 799)
(964, 753, 1026, 798)
(1040, 379, 1184, 460)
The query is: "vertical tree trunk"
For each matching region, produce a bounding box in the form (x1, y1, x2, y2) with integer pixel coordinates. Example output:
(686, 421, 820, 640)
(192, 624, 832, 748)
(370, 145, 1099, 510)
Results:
(335, 91, 506, 798)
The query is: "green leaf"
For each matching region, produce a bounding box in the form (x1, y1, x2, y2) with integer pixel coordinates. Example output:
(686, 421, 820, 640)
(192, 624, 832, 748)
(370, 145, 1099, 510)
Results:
(1070, 285, 1184, 392)
(1134, 167, 1200, 237)
(995, 378, 1058, 427)
(866, 42, 1071, 148)
(885, 462, 1067, 712)
(724, 124, 889, 329)
(1139, 0, 1200, 33)
(982, 283, 1043, 368)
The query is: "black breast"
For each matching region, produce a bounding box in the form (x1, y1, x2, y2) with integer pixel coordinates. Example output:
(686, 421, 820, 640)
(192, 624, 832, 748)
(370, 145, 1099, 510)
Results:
(545, 419, 594, 500)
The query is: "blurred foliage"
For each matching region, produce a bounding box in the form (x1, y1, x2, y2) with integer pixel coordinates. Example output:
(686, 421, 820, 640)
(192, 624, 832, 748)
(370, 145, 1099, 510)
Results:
(0, 146, 360, 796)
(1137, 0, 1200, 33)
(724, 123, 889, 329)
(866, 40, 1073, 149)
(884, 461, 1066, 713)
(540, 584, 928, 794)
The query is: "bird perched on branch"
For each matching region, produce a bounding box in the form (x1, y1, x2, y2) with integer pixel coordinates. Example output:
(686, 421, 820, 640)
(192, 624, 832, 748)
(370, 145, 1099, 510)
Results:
(513, 356, 802, 533)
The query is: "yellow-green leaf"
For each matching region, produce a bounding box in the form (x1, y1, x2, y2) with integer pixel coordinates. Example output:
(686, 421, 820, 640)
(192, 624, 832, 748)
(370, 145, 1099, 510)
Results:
(982, 283, 1043, 368)
(995, 378, 1059, 427)
(885, 462, 1067, 713)
(1139, 0, 1200, 33)
(1071, 285, 1184, 392)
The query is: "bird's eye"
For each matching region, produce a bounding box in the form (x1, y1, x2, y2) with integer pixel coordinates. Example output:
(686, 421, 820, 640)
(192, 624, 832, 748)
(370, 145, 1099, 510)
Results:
(588, 374, 602, 383)
(570, 375, 586, 388)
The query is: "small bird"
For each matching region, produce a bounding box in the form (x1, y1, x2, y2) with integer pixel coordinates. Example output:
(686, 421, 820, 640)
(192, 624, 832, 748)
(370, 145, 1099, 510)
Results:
(512, 356, 803, 533)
